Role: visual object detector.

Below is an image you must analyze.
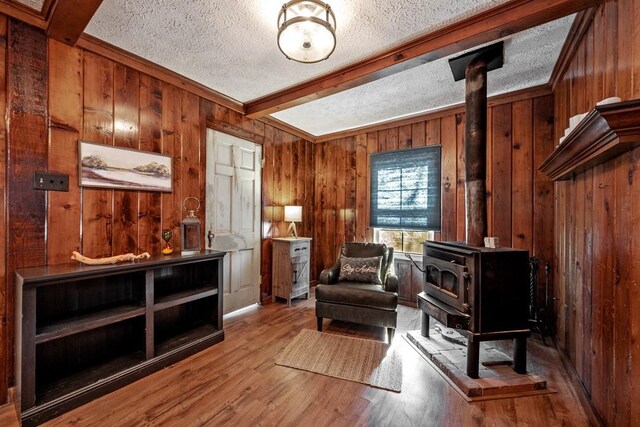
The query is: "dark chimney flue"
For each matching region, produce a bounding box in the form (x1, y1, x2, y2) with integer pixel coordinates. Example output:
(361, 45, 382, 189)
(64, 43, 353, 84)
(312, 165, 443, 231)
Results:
(448, 42, 504, 247)
(464, 58, 488, 247)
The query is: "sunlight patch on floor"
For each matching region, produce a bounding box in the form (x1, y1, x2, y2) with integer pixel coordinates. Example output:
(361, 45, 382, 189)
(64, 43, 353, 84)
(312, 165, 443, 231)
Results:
(224, 303, 260, 321)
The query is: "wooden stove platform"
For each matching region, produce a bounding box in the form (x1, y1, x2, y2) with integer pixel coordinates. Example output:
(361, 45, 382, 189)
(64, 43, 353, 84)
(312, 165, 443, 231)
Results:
(405, 327, 554, 401)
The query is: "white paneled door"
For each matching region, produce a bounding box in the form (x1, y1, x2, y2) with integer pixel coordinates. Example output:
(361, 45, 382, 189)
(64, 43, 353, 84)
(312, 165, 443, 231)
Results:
(206, 129, 262, 314)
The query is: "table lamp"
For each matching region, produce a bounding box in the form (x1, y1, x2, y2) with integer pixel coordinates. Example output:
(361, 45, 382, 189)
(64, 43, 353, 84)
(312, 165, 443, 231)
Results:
(284, 205, 302, 238)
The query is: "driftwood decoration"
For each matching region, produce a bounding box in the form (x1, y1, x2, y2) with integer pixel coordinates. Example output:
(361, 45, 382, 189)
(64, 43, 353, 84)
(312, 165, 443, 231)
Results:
(71, 251, 151, 265)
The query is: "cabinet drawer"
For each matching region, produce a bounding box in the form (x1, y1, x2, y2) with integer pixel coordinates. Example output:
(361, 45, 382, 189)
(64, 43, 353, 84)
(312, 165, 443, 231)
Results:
(290, 242, 310, 258)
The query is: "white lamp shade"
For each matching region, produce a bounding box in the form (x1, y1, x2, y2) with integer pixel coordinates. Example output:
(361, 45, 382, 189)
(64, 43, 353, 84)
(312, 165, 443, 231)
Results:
(284, 205, 303, 222)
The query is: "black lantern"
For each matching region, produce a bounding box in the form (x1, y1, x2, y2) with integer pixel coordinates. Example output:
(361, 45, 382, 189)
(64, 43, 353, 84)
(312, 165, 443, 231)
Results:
(181, 197, 201, 255)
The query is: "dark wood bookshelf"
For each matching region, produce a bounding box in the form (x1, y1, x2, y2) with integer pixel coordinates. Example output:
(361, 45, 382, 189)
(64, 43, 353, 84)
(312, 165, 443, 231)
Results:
(15, 251, 226, 427)
(539, 99, 640, 180)
(35, 351, 146, 406)
(154, 286, 218, 312)
(35, 304, 146, 344)
(155, 322, 221, 356)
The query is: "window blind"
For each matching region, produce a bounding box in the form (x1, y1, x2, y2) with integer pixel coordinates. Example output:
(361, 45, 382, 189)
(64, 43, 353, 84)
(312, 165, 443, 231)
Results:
(370, 145, 441, 231)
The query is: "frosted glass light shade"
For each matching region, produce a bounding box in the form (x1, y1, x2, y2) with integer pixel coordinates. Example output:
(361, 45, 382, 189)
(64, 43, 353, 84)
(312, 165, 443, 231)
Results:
(284, 205, 303, 222)
(277, 0, 336, 63)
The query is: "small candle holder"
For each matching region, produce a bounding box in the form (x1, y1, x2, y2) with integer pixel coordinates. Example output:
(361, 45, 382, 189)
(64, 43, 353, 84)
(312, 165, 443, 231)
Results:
(161, 229, 173, 255)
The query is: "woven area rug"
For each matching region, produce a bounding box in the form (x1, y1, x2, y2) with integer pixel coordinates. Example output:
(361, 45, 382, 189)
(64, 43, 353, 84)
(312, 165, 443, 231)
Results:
(275, 329, 402, 392)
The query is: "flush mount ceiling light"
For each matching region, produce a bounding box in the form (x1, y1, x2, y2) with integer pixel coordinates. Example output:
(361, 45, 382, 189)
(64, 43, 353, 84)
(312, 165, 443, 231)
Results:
(277, 0, 336, 64)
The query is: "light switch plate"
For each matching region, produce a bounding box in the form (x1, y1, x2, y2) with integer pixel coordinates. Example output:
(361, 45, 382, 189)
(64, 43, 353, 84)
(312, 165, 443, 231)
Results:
(33, 171, 69, 191)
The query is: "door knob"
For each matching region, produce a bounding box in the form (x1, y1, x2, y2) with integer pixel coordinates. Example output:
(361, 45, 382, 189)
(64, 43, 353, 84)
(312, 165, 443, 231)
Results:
(207, 230, 215, 248)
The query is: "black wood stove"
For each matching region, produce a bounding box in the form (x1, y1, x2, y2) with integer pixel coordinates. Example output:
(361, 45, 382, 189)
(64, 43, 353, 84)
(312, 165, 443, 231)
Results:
(416, 43, 531, 378)
(417, 241, 530, 378)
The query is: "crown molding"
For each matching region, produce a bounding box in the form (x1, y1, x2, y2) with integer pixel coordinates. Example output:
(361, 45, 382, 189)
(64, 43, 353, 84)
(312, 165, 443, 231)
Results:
(549, 7, 597, 91)
(76, 34, 245, 114)
(315, 84, 552, 143)
(259, 116, 317, 143)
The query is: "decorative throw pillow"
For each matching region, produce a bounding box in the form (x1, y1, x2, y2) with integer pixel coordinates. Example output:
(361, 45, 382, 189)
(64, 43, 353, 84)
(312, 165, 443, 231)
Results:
(338, 256, 383, 284)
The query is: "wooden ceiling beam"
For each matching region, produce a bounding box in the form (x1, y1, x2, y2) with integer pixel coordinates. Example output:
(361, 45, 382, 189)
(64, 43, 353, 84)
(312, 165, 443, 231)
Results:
(245, 0, 600, 119)
(46, 0, 103, 46)
(0, 0, 102, 46)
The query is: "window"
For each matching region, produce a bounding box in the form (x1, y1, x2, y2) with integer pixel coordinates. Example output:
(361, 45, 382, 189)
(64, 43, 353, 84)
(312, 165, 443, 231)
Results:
(370, 146, 441, 254)
(376, 229, 432, 254)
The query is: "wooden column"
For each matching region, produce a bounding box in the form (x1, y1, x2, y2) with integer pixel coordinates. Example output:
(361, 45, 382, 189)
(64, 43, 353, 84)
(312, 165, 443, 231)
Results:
(6, 19, 48, 399)
(464, 58, 488, 247)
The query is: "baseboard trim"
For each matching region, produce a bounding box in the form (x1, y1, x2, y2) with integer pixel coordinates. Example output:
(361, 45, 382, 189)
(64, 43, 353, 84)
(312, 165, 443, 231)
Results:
(554, 339, 604, 427)
(0, 388, 19, 426)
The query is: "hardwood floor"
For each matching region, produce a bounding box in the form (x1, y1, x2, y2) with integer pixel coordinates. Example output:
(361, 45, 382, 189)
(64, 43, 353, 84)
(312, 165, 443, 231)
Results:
(1, 291, 588, 426)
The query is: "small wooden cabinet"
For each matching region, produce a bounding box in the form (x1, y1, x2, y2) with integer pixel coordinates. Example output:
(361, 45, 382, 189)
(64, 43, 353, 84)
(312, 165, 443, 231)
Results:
(15, 251, 225, 426)
(272, 237, 312, 306)
(394, 257, 424, 307)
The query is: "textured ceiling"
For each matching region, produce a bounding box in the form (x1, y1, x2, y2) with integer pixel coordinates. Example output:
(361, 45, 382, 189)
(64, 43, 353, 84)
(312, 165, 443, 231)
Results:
(13, 0, 44, 11)
(84, 0, 574, 137)
(273, 15, 574, 136)
(86, 0, 511, 102)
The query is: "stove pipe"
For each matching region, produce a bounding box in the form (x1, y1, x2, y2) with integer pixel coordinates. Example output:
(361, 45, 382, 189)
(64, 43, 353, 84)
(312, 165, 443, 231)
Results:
(448, 42, 504, 247)
(464, 59, 488, 247)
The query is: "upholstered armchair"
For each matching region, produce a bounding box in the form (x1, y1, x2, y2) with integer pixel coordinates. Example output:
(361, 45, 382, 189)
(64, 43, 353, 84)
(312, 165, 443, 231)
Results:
(316, 242, 398, 343)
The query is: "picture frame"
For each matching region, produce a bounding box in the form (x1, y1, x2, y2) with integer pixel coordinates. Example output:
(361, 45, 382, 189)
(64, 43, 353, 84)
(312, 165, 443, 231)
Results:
(78, 141, 173, 192)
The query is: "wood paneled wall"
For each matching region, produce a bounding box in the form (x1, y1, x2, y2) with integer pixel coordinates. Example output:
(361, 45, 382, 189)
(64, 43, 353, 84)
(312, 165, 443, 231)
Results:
(261, 127, 315, 302)
(0, 18, 312, 402)
(312, 95, 555, 285)
(552, 0, 640, 424)
(0, 16, 6, 410)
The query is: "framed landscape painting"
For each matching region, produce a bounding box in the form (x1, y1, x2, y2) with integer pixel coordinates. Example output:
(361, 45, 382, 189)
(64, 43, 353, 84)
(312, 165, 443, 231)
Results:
(79, 141, 173, 192)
